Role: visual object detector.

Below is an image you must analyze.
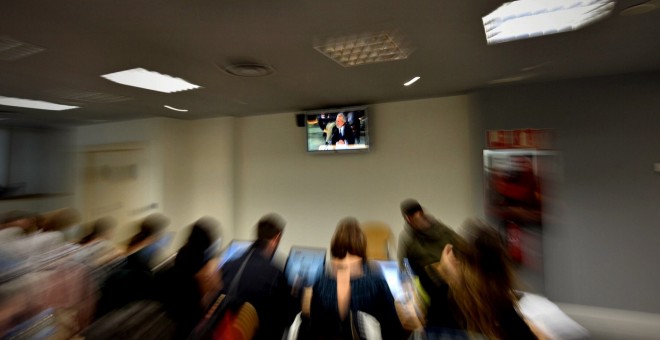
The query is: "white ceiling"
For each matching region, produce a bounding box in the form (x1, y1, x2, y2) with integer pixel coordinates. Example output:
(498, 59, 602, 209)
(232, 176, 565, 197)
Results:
(1, 0, 659, 126)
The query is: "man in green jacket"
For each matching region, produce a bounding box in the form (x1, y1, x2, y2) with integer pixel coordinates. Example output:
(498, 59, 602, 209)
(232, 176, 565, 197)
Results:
(397, 199, 459, 330)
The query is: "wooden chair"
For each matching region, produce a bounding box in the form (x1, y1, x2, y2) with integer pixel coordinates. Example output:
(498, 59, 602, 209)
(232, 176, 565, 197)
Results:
(233, 301, 259, 340)
(361, 221, 395, 261)
(196, 294, 259, 340)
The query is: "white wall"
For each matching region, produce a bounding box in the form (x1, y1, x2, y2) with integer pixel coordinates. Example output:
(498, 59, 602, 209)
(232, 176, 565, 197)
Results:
(187, 117, 236, 242)
(158, 119, 195, 249)
(234, 96, 477, 255)
(74, 118, 163, 213)
(149, 117, 236, 249)
(75, 117, 236, 252)
(75, 96, 476, 257)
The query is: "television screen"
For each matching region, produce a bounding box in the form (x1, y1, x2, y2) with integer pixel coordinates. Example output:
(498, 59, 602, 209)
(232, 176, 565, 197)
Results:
(284, 246, 326, 287)
(305, 106, 369, 152)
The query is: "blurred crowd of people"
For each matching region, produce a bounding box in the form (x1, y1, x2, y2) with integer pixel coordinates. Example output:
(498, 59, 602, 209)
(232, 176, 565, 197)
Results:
(0, 199, 567, 340)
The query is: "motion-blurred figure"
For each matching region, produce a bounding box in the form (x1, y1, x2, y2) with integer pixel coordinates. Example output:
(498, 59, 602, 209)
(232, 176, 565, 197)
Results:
(95, 213, 170, 318)
(221, 213, 298, 340)
(304, 217, 406, 339)
(79, 217, 116, 245)
(397, 199, 460, 330)
(42, 207, 82, 241)
(168, 216, 222, 339)
(0, 210, 37, 234)
(434, 218, 540, 339)
(76, 216, 121, 266)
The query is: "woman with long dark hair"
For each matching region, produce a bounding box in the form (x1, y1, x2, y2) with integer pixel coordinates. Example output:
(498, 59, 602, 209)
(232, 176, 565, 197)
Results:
(434, 218, 540, 339)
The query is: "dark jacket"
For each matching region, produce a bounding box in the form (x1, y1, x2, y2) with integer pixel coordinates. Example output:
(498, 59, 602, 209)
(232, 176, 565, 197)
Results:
(166, 224, 217, 339)
(309, 263, 406, 340)
(397, 216, 459, 329)
(330, 125, 356, 145)
(221, 247, 298, 340)
(397, 216, 458, 293)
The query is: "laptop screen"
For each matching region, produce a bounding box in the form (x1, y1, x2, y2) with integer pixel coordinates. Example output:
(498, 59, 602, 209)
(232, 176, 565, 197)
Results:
(218, 240, 253, 268)
(374, 260, 405, 301)
(284, 246, 326, 287)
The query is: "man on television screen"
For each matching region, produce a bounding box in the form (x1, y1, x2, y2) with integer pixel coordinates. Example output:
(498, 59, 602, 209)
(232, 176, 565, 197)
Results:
(330, 113, 355, 145)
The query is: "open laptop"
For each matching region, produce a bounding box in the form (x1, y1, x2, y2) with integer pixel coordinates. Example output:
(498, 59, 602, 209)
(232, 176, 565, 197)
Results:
(373, 260, 406, 301)
(218, 239, 253, 268)
(283, 246, 326, 287)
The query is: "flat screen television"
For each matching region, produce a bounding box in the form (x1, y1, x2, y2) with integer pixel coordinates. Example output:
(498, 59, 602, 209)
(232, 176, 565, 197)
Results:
(305, 106, 369, 153)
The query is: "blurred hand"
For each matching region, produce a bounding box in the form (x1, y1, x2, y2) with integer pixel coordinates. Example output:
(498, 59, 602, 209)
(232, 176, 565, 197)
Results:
(301, 287, 313, 317)
(395, 300, 424, 331)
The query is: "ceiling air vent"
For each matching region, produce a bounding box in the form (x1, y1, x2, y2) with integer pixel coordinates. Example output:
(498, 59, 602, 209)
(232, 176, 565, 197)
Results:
(222, 63, 275, 77)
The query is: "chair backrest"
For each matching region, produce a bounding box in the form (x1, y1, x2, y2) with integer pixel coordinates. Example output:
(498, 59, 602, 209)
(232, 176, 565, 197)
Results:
(233, 302, 259, 340)
(361, 221, 394, 261)
(213, 300, 259, 340)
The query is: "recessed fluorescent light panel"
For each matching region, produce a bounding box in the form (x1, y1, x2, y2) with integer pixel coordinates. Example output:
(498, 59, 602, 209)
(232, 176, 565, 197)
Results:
(101, 68, 201, 93)
(315, 33, 411, 67)
(483, 0, 616, 44)
(0, 96, 78, 111)
(404, 76, 420, 86)
(164, 105, 188, 112)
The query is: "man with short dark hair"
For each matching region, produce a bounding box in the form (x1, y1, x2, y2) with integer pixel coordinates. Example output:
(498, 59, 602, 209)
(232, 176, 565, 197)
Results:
(221, 213, 298, 340)
(397, 199, 460, 330)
